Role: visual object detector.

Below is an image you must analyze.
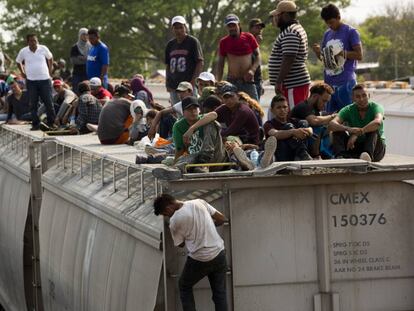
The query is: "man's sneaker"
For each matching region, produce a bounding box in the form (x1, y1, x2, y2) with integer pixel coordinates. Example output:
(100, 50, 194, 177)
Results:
(294, 149, 313, 161)
(233, 146, 255, 170)
(152, 167, 182, 180)
(145, 145, 163, 156)
(135, 154, 148, 164)
(39, 122, 51, 132)
(39, 122, 58, 132)
(260, 136, 277, 168)
(360, 152, 372, 162)
(146, 154, 165, 164)
(87, 123, 98, 132)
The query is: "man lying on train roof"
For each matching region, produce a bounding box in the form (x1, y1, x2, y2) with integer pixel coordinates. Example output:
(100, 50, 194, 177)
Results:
(328, 84, 385, 162)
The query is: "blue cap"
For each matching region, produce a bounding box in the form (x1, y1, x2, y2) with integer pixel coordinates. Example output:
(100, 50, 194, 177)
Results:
(224, 14, 240, 25)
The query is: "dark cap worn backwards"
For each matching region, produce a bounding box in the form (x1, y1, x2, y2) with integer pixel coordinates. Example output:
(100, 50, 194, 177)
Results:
(218, 83, 238, 96)
(249, 18, 266, 29)
(224, 14, 240, 25)
(182, 96, 200, 110)
(115, 84, 133, 98)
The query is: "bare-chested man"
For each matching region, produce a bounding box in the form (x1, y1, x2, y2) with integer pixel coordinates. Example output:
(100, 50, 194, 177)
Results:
(217, 14, 261, 101)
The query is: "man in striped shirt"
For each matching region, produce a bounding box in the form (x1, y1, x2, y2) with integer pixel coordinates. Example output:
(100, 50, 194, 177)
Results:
(268, 1, 311, 110)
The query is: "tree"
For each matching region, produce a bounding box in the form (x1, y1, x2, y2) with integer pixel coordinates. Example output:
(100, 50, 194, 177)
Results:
(0, 0, 349, 78)
(359, 4, 414, 80)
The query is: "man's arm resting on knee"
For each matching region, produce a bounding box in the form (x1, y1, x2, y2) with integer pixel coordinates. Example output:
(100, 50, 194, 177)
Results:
(183, 112, 218, 145)
(329, 116, 363, 135)
(306, 113, 336, 127)
(361, 113, 383, 134)
(148, 107, 174, 139)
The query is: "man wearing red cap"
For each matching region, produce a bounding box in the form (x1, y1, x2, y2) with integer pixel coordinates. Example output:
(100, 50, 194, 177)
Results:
(268, 1, 311, 110)
(217, 14, 261, 101)
(52, 79, 77, 126)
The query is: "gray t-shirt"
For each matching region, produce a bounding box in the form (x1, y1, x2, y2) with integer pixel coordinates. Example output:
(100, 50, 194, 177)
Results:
(97, 98, 131, 141)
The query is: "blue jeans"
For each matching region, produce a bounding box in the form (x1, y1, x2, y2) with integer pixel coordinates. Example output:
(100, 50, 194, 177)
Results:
(169, 90, 181, 105)
(0, 114, 7, 121)
(308, 126, 334, 159)
(227, 78, 258, 101)
(179, 250, 227, 311)
(254, 80, 262, 101)
(26, 79, 55, 126)
(326, 79, 356, 113)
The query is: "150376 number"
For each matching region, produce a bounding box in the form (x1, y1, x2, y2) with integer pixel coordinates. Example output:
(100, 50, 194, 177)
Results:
(332, 213, 387, 227)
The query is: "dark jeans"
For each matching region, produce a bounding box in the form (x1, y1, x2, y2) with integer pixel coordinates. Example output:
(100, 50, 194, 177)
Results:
(276, 121, 309, 161)
(332, 131, 386, 162)
(179, 250, 227, 311)
(227, 78, 258, 101)
(27, 79, 55, 126)
(72, 73, 88, 95)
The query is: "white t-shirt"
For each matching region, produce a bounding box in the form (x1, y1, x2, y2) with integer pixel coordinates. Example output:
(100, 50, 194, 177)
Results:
(170, 199, 224, 262)
(172, 101, 183, 117)
(16, 45, 53, 80)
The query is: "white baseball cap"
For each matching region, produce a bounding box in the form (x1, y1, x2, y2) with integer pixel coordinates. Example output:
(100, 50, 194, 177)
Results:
(197, 72, 216, 83)
(89, 77, 102, 87)
(171, 16, 186, 26)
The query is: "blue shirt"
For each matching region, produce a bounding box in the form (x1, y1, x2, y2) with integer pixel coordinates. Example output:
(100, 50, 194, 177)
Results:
(87, 41, 109, 86)
(321, 24, 361, 86)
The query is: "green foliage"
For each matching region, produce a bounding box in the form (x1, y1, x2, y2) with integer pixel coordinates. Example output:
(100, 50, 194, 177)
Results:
(0, 0, 349, 78)
(359, 4, 414, 80)
(307, 61, 324, 81)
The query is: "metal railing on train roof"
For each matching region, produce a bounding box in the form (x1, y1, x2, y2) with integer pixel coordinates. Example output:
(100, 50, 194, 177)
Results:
(0, 124, 163, 200)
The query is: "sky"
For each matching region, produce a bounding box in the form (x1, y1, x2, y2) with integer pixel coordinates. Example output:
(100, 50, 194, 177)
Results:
(342, 0, 414, 24)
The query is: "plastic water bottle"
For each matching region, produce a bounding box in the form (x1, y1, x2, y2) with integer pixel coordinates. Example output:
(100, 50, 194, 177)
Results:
(250, 149, 259, 167)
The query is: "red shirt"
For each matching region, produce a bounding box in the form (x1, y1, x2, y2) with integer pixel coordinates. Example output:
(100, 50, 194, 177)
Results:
(96, 87, 113, 100)
(219, 32, 258, 57)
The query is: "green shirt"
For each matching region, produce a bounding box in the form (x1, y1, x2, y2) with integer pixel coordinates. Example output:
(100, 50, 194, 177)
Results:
(338, 101, 385, 143)
(173, 115, 204, 154)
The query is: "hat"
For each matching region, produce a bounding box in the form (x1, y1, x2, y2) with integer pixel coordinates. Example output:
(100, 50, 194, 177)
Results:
(53, 79, 63, 87)
(202, 95, 222, 111)
(171, 16, 186, 26)
(181, 96, 200, 110)
(197, 72, 216, 83)
(270, 0, 298, 16)
(224, 14, 240, 25)
(79, 28, 88, 36)
(134, 105, 144, 114)
(89, 77, 102, 87)
(198, 86, 217, 104)
(218, 83, 238, 96)
(249, 18, 266, 29)
(176, 81, 193, 92)
(114, 84, 134, 98)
